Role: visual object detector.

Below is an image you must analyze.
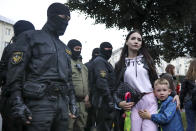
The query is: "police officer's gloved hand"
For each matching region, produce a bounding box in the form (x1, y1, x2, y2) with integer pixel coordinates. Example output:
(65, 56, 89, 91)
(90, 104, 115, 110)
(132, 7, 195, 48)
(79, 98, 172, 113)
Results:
(107, 95, 115, 111)
(68, 88, 79, 117)
(108, 101, 115, 110)
(69, 103, 79, 117)
(11, 92, 32, 124)
(69, 95, 79, 117)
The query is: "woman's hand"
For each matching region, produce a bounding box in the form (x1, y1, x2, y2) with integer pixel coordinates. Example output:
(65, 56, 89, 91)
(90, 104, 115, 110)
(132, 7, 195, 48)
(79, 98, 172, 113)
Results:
(118, 101, 134, 111)
(173, 95, 180, 110)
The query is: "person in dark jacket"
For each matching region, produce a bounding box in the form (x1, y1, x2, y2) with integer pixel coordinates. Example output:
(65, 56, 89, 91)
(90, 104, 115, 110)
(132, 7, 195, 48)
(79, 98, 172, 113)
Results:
(91, 42, 115, 131)
(180, 59, 196, 131)
(84, 48, 99, 131)
(0, 20, 35, 88)
(67, 39, 89, 131)
(85, 48, 100, 70)
(139, 78, 184, 131)
(6, 3, 78, 131)
(0, 20, 35, 131)
(85, 48, 100, 97)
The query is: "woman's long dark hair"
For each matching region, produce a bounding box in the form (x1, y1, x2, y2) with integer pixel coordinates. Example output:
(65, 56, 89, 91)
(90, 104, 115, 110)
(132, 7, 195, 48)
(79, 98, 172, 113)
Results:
(115, 29, 157, 81)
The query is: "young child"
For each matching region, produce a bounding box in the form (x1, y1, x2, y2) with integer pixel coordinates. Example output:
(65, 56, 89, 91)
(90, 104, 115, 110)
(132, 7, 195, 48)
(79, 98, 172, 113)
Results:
(138, 78, 184, 131)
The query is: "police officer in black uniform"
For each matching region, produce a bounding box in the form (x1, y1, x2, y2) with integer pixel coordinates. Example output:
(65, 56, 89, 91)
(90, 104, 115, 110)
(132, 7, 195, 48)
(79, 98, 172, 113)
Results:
(0, 20, 35, 131)
(91, 42, 115, 131)
(84, 48, 99, 131)
(85, 48, 100, 70)
(85, 48, 100, 100)
(6, 3, 78, 131)
(0, 20, 35, 88)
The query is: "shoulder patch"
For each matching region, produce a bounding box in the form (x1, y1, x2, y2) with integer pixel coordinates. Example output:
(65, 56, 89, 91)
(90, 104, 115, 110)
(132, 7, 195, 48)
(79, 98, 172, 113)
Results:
(11, 52, 23, 64)
(100, 70, 106, 78)
(65, 49, 72, 55)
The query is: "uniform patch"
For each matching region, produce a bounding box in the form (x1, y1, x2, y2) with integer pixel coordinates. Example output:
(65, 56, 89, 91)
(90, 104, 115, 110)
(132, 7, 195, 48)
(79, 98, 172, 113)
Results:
(100, 70, 106, 78)
(11, 52, 23, 64)
(65, 49, 72, 55)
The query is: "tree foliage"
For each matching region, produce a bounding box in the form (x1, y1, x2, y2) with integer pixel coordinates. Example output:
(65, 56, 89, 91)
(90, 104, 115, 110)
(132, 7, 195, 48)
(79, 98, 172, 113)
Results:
(67, 0, 196, 63)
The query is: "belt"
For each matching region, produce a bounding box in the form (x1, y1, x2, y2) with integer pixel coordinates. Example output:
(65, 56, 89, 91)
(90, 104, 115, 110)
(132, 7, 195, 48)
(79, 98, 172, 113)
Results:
(46, 84, 68, 96)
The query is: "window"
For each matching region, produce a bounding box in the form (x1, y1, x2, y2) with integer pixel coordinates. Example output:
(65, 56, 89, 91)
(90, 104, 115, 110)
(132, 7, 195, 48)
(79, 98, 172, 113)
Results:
(5, 28, 11, 35)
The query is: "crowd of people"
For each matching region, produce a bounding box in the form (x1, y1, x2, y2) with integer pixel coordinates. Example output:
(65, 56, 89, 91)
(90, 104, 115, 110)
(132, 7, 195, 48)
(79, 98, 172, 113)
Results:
(0, 2, 195, 131)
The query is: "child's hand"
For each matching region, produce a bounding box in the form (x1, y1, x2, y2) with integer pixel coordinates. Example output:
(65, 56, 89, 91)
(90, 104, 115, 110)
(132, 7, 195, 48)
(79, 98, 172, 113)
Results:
(138, 110, 151, 119)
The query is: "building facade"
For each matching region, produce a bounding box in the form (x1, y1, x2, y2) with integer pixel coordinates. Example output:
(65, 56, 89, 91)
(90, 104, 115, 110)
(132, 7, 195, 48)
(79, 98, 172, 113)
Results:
(0, 15, 14, 58)
(109, 47, 122, 67)
(156, 57, 192, 76)
(109, 47, 193, 76)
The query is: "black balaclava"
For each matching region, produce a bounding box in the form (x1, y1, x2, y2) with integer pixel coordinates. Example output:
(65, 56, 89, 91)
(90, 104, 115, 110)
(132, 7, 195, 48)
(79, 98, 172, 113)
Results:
(47, 3, 70, 36)
(67, 39, 82, 60)
(91, 48, 100, 60)
(100, 42, 113, 60)
(13, 20, 35, 37)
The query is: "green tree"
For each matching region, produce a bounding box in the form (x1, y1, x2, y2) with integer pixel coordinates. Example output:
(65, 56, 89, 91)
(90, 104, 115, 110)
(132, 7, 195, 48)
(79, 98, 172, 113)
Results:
(67, 0, 196, 63)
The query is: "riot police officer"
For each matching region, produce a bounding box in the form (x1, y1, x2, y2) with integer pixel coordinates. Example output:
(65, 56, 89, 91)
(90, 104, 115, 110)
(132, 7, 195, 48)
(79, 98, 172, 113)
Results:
(85, 48, 100, 70)
(91, 42, 116, 131)
(6, 3, 78, 131)
(0, 20, 35, 131)
(67, 39, 89, 131)
(84, 48, 99, 131)
(0, 20, 35, 88)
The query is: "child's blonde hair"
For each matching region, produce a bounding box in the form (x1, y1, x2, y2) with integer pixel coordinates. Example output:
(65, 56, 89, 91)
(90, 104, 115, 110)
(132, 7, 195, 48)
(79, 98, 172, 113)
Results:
(154, 78, 170, 89)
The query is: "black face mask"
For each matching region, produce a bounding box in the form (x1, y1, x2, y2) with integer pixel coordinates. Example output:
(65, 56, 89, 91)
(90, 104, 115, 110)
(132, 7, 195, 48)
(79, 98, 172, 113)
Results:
(100, 42, 113, 60)
(92, 53, 99, 60)
(91, 48, 100, 60)
(101, 49, 112, 60)
(67, 39, 82, 60)
(71, 50, 81, 60)
(47, 15, 68, 36)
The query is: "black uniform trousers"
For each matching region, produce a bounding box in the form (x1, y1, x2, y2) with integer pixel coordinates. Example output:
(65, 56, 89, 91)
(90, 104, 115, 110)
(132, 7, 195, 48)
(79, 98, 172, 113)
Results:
(24, 93, 69, 131)
(85, 106, 96, 131)
(95, 104, 115, 131)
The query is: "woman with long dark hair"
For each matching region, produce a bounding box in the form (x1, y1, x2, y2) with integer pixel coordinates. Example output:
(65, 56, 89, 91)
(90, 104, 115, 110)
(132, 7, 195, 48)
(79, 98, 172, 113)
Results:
(115, 29, 158, 131)
(114, 29, 181, 131)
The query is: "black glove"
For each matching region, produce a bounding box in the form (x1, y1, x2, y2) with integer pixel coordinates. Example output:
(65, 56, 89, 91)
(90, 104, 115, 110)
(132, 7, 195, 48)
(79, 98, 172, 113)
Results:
(108, 101, 115, 110)
(107, 95, 115, 111)
(68, 89, 79, 117)
(69, 102, 79, 117)
(11, 95, 32, 124)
